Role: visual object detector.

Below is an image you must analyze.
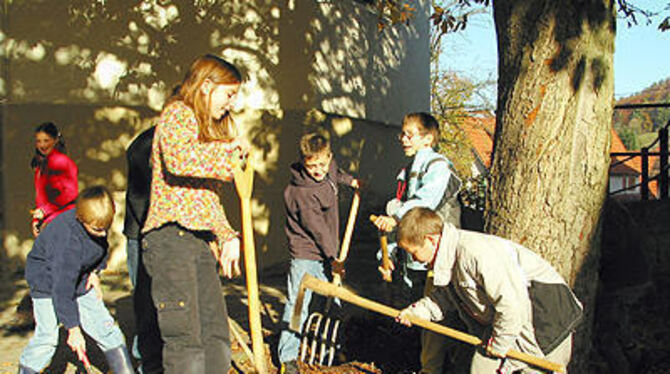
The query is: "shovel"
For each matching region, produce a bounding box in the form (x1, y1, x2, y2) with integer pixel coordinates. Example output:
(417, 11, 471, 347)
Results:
(298, 189, 360, 366)
(292, 274, 566, 373)
(233, 155, 267, 374)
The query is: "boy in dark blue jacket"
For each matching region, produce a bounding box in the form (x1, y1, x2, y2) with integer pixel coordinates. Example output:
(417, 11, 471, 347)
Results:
(18, 186, 134, 374)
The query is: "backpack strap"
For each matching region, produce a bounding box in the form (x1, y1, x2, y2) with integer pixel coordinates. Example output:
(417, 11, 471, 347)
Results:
(419, 156, 462, 198)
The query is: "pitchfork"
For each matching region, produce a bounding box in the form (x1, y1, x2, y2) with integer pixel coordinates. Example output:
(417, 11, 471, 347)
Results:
(297, 189, 360, 366)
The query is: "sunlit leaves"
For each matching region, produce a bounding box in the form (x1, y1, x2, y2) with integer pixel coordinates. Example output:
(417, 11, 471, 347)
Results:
(428, 0, 489, 48)
(371, 0, 416, 31)
(431, 70, 478, 179)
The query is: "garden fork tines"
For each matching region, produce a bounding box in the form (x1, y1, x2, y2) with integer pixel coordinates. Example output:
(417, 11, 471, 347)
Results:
(298, 189, 360, 367)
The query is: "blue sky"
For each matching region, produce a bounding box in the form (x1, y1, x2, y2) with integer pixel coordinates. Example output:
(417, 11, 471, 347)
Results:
(439, 1, 670, 103)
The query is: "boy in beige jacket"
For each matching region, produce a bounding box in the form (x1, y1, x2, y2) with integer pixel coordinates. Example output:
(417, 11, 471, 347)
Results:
(392, 207, 582, 373)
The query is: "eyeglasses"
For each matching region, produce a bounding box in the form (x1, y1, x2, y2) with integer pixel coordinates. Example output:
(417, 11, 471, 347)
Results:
(397, 131, 425, 142)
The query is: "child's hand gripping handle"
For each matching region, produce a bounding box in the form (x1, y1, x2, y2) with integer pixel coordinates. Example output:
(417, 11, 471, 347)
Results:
(370, 214, 392, 282)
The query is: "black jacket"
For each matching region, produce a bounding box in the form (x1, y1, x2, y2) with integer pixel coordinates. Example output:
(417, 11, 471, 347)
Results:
(284, 159, 354, 261)
(26, 209, 108, 329)
(123, 126, 155, 239)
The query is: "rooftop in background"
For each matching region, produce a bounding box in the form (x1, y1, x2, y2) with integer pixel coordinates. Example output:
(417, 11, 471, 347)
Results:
(459, 114, 659, 197)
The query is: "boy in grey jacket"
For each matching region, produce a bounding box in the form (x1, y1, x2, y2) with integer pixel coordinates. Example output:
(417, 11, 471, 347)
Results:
(277, 132, 358, 373)
(394, 207, 582, 373)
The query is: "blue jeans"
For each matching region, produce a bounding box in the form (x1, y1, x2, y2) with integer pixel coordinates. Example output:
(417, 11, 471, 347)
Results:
(278, 258, 329, 363)
(19, 290, 126, 371)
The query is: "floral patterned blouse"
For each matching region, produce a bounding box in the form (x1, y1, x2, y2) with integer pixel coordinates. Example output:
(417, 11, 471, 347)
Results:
(142, 100, 243, 244)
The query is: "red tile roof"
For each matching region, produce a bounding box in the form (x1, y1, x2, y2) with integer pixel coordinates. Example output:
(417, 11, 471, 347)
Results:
(610, 129, 640, 175)
(460, 116, 495, 168)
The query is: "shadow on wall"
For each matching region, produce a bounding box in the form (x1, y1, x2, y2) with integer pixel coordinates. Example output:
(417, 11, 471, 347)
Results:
(210, 108, 404, 272)
(1, 0, 423, 275)
(1, 103, 158, 274)
(1, 104, 404, 275)
(1, 1, 421, 120)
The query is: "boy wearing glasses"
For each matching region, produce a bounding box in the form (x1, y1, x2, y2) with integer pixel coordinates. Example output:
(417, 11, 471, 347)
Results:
(372, 112, 462, 374)
(19, 186, 134, 374)
(277, 132, 358, 373)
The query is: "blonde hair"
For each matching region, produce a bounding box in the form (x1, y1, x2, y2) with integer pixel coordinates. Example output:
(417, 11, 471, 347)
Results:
(397, 207, 443, 247)
(403, 112, 440, 147)
(299, 132, 331, 160)
(169, 54, 242, 142)
(75, 186, 115, 229)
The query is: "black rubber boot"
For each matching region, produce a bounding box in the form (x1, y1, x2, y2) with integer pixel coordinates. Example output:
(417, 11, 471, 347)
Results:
(17, 365, 39, 374)
(104, 345, 135, 374)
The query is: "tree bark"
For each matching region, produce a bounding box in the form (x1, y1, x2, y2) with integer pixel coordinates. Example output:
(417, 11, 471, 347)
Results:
(488, 0, 615, 371)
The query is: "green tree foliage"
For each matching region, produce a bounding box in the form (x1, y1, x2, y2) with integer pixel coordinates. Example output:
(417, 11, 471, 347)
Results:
(617, 125, 641, 150)
(430, 69, 476, 179)
(614, 77, 670, 139)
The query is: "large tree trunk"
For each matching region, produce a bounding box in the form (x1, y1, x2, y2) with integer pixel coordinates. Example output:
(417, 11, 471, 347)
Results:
(488, 0, 615, 371)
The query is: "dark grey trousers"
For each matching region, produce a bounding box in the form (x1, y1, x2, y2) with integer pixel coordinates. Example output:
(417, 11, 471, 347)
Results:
(143, 224, 230, 374)
(134, 237, 163, 373)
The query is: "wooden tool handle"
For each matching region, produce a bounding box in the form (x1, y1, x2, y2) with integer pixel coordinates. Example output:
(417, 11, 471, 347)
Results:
(299, 274, 566, 373)
(338, 190, 360, 263)
(333, 190, 360, 286)
(228, 317, 255, 365)
(369, 215, 392, 282)
(379, 234, 392, 282)
(233, 157, 268, 374)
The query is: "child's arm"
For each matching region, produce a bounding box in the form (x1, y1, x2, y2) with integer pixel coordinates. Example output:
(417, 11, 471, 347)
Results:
(475, 253, 525, 357)
(372, 215, 397, 232)
(51, 233, 85, 330)
(86, 272, 102, 299)
(377, 258, 394, 281)
(394, 160, 451, 220)
(47, 152, 79, 206)
(67, 326, 88, 363)
(331, 160, 357, 188)
(396, 295, 444, 326)
(157, 103, 245, 182)
(35, 153, 79, 220)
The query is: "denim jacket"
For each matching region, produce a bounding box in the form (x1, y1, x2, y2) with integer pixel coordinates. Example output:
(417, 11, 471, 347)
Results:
(390, 148, 455, 271)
